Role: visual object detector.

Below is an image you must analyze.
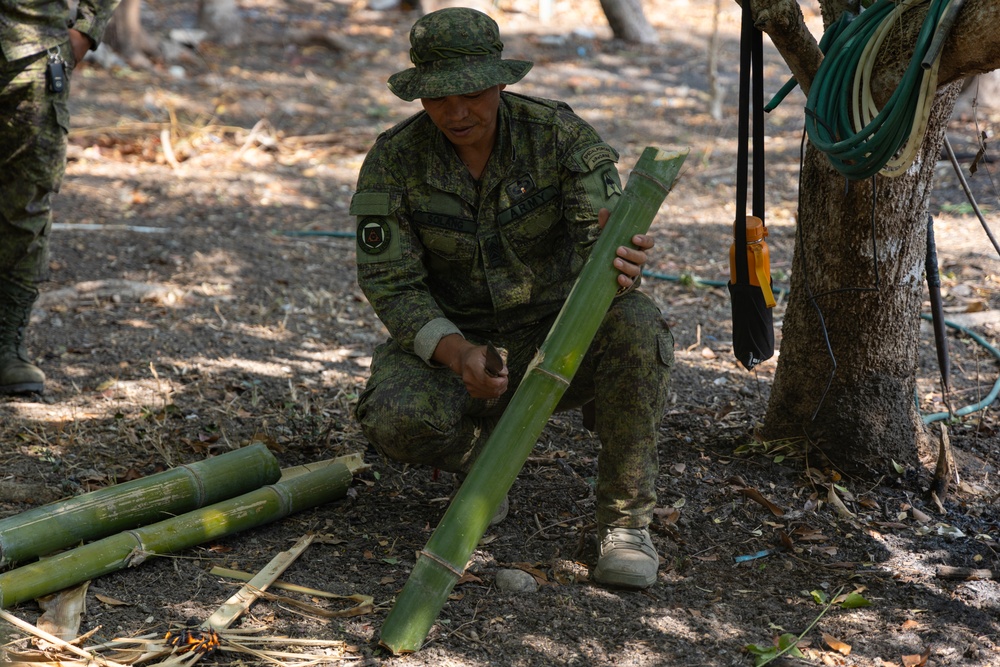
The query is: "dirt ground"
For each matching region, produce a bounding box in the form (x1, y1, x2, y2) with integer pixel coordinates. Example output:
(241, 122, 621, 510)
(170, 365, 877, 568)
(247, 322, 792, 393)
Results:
(2, 0, 1000, 665)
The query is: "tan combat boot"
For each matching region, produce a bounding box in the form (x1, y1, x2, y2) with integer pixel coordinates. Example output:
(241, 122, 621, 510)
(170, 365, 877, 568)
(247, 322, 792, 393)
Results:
(592, 526, 659, 589)
(0, 282, 45, 395)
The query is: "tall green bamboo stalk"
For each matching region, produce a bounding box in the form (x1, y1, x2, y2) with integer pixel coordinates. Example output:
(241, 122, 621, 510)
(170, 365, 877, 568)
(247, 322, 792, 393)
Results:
(0, 460, 353, 608)
(379, 146, 688, 654)
(0, 443, 281, 568)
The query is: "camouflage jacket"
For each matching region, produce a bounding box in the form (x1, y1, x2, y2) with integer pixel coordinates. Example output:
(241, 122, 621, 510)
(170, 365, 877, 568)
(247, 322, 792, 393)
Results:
(0, 0, 120, 61)
(351, 91, 623, 363)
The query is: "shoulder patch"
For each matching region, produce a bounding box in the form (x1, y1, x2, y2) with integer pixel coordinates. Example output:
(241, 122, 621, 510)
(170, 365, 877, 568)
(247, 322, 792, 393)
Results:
(571, 143, 620, 172)
(350, 192, 391, 217)
(352, 190, 403, 263)
(357, 219, 393, 255)
(564, 143, 620, 173)
(602, 169, 623, 197)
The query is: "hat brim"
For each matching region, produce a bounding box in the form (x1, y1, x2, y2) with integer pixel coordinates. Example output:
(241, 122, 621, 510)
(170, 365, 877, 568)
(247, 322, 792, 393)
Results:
(388, 58, 533, 102)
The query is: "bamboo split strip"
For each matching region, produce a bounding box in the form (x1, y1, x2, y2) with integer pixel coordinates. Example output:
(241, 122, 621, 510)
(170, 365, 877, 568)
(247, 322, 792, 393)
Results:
(378, 147, 689, 654)
(203, 533, 315, 630)
(0, 461, 354, 609)
(211, 565, 362, 599)
(249, 587, 374, 619)
(0, 443, 281, 568)
(0, 608, 129, 667)
(210, 566, 375, 617)
(278, 453, 368, 481)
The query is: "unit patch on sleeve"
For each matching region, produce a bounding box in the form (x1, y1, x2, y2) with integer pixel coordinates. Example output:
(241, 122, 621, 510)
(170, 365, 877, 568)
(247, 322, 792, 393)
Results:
(603, 169, 623, 197)
(357, 219, 392, 255)
(351, 190, 402, 263)
(581, 166, 623, 211)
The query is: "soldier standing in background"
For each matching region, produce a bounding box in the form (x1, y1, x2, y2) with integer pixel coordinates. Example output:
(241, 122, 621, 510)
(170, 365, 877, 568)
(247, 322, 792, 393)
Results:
(0, 0, 120, 395)
(351, 8, 674, 589)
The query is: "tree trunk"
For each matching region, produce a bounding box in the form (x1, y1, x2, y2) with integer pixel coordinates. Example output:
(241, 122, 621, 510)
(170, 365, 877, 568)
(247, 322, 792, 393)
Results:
(599, 0, 660, 45)
(198, 0, 245, 48)
(103, 0, 159, 66)
(744, 0, 1000, 480)
(761, 81, 963, 477)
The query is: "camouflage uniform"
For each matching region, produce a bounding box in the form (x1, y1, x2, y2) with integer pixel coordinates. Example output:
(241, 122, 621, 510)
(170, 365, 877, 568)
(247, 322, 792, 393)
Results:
(352, 91, 674, 529)
(0, 0, 119, 393)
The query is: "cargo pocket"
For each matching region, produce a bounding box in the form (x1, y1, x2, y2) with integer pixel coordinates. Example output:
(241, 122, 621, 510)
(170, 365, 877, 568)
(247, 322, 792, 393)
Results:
(656, 330, 675, 369)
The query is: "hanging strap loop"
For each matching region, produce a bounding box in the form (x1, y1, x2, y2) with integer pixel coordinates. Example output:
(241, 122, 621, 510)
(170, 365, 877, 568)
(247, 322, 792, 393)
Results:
(734, 1, 766, 284)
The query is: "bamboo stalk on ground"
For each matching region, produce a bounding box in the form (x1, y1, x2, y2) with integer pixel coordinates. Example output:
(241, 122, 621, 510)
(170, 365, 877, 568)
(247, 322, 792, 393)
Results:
(379, 146, 689, 655)
(0, 458, 356, 609)
(0, 443, 281, 568)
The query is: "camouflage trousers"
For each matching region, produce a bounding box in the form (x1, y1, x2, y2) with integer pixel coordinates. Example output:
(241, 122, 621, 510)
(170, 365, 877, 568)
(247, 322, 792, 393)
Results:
(355, 290, 674, 528)
(0, 41, 73, 289)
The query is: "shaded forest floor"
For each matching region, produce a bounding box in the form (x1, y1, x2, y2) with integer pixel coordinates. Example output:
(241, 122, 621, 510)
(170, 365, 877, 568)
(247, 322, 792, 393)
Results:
(2, 0, 1000, 665)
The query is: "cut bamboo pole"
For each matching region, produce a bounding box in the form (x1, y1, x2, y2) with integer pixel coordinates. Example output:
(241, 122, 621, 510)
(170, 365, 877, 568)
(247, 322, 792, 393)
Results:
(0, 443, 281, 568)
(0, 460, 354, 608)
(379, 146, 688, 654)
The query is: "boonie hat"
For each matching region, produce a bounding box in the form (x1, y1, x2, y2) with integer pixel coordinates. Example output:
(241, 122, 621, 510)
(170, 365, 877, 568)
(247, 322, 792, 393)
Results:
(387, 7, 533, 102)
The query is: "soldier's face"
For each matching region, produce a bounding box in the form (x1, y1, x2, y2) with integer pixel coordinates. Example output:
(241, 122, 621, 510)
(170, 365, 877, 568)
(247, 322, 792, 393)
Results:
(420, 84, 505, 151)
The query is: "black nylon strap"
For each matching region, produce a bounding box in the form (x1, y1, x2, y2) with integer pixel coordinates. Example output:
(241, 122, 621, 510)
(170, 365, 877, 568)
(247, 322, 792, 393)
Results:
(734, 2, 765, 283)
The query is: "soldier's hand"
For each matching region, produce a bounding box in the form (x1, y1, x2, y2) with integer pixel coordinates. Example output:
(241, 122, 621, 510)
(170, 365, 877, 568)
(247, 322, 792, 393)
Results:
(433, 335, 508, 400)
(68, 29, 92, 65)
(598, 208, 653, 291)
(458, 344, 508, 399)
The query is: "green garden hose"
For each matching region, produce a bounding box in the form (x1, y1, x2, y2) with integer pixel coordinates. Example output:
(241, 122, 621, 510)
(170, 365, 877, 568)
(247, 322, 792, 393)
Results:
(804, 0, 953, 179)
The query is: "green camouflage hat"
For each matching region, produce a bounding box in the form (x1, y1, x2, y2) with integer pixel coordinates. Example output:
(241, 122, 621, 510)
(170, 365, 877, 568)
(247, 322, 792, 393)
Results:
(387, 8, 533, 102)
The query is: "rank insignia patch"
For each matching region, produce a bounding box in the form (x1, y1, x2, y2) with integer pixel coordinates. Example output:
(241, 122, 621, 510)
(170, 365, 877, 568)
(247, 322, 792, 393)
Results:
(358, 219, 392, 255)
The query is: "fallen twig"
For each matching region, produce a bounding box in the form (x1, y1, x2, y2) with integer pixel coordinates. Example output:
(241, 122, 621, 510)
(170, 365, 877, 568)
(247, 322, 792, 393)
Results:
(935, 566, 998, 580)
(160, 128, 182, 170)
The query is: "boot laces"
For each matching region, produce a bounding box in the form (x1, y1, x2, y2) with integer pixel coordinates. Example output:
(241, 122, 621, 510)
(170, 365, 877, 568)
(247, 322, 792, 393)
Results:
(600, 527, 656, 557)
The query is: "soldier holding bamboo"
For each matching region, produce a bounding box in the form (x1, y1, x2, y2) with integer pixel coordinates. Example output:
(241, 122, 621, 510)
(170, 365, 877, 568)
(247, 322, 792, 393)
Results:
(351, 7, 674, 589)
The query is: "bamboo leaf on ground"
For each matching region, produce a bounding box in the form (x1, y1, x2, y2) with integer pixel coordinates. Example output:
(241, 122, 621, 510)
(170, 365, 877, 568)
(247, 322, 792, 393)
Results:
(822, 632, 852, 655)
(839, 591, 872, 609)
(36, 582, 89, 643)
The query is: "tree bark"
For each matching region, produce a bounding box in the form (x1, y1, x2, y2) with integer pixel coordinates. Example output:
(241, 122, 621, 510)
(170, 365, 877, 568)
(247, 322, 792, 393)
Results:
(599, 0, 660, 45)
(746, 0, 997, 478)
(103, 0, 159, 66)
(750, 0, 1000, 95)
(763, 84, 960, 476)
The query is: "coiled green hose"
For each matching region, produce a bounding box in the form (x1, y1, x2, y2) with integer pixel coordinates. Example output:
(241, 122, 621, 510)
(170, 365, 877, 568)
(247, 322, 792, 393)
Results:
(805, 0, 952, 179)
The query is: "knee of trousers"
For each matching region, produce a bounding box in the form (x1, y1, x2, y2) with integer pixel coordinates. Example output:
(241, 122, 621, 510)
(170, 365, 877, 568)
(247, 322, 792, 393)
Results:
(356, 396, 460, 465)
